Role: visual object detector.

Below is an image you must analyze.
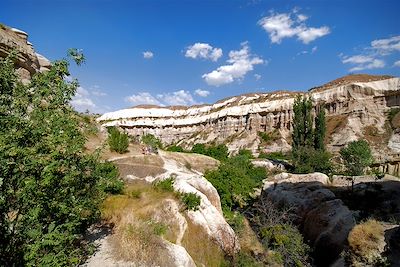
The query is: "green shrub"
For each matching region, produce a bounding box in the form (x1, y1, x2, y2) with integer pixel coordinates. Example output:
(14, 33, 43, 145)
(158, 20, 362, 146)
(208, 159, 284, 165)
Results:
(166, 145, 185, 152)
(292, 147, 332, 174)
(238, 149, 254, 159)
(191, 143, 228, 161)
(95, 161, 124, 194)
(340, 140, 373, 176)
(258, 130, 280, 144)
(260, 223, 310, 267)
(107, 126, 129, 153)
(153, 177, 175, 192)
(205, 155, 266, 210)
(181, 192, 201, 211)
(191, 143, 207, 154)
(141, 133, 162, 149)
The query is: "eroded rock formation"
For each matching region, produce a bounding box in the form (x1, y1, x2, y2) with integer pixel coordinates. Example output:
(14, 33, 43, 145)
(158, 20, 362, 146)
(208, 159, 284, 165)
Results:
(0, 24, 50, 83)
(97, 76, 400, 161)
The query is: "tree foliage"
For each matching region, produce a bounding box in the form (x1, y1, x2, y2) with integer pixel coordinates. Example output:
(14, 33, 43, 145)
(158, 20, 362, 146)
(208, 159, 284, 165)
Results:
(291, 96, 330, 174)
(107, 126, 129, 153)
(191, 143, 228, 161)
(0, 52, 122, 266)
(340, 140, 373, 176)
(141, 133, 162, 149)
(205, 155, 266, 211)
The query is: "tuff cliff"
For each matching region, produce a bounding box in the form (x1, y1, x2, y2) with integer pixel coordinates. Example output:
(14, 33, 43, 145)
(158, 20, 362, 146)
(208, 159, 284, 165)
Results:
(97, 75, 400, 161)
(0, 24, 50, 83)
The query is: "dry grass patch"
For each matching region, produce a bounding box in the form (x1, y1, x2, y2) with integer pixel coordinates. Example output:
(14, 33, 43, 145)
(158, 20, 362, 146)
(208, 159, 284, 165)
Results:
(348, 219, 387, 266)
(101, 180, 181, 264)
(163, 151, 219, 173)
(181, 217, 226, 267)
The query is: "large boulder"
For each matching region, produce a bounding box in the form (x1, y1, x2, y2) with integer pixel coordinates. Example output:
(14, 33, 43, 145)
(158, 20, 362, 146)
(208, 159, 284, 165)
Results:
(260, 172, 355, 265)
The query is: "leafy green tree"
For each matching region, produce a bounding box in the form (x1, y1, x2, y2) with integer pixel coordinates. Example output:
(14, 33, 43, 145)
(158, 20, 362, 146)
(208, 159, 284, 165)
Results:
(0, 52, 121, 266)
(107, 126, 129, 153)
(205, 155, 266, 211)
(292, 96, 314, 151)
(206, 144, 229, 161)
(166, 145, 184, 152)
(340, 140, 373, 176)
(314, 107, 326, 151)
(141, 133, 162, 149)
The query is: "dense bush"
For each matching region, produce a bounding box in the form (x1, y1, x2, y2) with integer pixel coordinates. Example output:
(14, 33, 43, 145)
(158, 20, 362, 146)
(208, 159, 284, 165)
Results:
(191, 143, 228, 161)
(0, 52, 122, 266)
(238, 149, 254, 159)
(166, 145, 185, 152)
(205, 155, 266, 211)
(181, 192, 201, 211)
(153, 177, 175, 192)
(141, 134, 162, 149)
(107, 126, 129, 153)
(340, 140, 373, 176)
(292, 146, 332, 174)
(258, 151, 289, 161)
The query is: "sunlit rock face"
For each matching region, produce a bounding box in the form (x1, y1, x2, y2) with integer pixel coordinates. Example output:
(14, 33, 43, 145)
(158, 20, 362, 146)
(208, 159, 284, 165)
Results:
(98, 76, 400, 156)
(0, 25, 51, 83)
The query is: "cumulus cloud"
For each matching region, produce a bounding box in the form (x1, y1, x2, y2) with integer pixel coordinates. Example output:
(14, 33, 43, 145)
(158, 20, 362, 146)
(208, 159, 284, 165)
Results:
(394, 60, 400, 67)
(254, 74, 261, 80)
(202, 43, 264, 86)
(258, 10, 330, 44)
(125, 92, 161, 106)
(125, 90, 199, 106)
(143, 51, 154, 59)
(341, 55, 385, 72)
(194, 89, 210, 97)
(185, 43, 223, 61)
(70, 86, 111, 113)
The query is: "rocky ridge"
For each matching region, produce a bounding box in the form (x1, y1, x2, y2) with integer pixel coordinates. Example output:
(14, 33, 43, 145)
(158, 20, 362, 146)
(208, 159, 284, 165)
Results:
(0, 24, 51, 83)
(97, 76, 400, 161)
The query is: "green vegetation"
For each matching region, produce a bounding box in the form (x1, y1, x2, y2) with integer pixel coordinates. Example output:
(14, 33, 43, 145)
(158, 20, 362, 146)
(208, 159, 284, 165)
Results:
(141, 133, 162, 149)
(0, 51, 122, 266)
(181, 192, 201, 211)
(238, 149, 254, 159)
(153, 177, 175, 192)
(258, 130, 280, 144)
(166, 144, 185, 152)
(205, 155, 266, 211)
(107, 126, 129, 153)
(258, 151, 289, 161)
(291, 96, 331, 174)
(191, 143, 228, 161)
(340, 140, 373, 176)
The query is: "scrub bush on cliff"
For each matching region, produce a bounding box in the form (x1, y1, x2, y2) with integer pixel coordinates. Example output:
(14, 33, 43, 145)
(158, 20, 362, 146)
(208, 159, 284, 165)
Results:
(0, 51, 122, 266)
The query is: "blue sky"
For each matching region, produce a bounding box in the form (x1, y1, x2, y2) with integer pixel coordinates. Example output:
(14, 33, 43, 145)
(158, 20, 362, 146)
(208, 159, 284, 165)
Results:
(1, 0, 400, 113)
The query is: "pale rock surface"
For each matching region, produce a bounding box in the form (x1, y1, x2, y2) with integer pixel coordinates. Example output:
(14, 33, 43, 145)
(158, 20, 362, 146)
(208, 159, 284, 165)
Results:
(261, 172, 355, 264)
(97, 76, 400, 158)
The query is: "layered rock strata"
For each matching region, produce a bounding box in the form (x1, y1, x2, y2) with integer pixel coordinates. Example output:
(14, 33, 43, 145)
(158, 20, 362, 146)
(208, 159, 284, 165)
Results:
(0, 25, 50, 83)
(98, 76, 400, 157)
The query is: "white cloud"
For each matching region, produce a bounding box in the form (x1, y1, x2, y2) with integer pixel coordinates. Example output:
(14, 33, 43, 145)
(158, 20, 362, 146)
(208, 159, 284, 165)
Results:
(394, 60, 400, 67)
(258, 11, 330, 44)
(371, 36, 400, 55)
(254, 74, 261, 80)
(143, 51, 154, 59)
(341, 55, 385, 72)
(311, 46, 318, 53)
(202, 43, 264, 86)
(125, 90, 199, 106)
(185, 43, 223, 61)
(194, 89, 210, 97)
(125, 92, 161, 106)
(71, 86, 96, 112)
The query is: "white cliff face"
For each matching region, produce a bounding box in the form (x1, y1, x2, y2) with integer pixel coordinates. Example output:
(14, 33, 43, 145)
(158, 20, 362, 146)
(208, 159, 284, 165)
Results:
(97, 77, 400, 155)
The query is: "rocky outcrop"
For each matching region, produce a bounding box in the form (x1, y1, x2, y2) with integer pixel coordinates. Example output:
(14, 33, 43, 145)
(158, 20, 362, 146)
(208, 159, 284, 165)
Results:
(0, 24, 50, 83)
(261, 172, 356, 265)
(97, 76, 400, 157)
